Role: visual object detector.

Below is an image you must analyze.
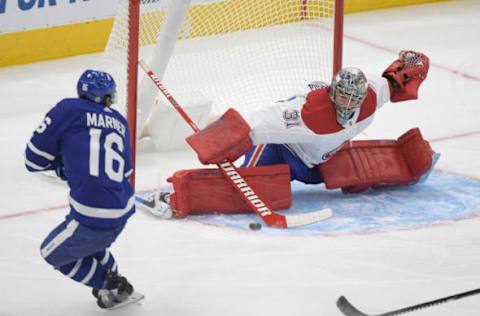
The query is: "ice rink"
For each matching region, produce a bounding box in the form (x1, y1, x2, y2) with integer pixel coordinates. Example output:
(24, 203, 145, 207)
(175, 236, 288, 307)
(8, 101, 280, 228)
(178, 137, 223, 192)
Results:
(1, 1, 480, 315)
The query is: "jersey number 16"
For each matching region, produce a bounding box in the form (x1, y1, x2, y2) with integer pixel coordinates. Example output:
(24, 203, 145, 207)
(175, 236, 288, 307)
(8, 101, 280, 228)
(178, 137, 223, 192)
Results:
(89, 128, 125, 183)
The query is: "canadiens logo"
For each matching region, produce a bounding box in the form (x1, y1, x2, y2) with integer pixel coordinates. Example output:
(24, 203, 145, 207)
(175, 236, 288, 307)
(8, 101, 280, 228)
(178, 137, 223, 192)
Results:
(322, 145, 343, 161)
(283, 109, 300, 128)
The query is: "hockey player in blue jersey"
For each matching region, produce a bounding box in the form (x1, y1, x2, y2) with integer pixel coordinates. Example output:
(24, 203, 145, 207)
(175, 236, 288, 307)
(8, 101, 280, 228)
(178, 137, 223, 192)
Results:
(24, 70, 141, 309)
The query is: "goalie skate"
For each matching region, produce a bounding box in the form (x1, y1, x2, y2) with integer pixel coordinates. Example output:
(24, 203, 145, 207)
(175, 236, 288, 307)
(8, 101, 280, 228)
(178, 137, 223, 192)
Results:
(136, 191, 173, 219)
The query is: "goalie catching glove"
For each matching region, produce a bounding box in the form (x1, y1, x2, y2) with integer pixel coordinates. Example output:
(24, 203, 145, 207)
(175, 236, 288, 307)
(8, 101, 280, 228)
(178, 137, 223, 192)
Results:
(186, 108, 253, 165)
(383, 50, 429, 102)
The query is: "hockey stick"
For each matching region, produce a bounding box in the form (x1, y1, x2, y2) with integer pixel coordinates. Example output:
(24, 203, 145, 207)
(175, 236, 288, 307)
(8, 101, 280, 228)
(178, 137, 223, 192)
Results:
(337, 288, 480, 316)
(139, 60, 332, 228)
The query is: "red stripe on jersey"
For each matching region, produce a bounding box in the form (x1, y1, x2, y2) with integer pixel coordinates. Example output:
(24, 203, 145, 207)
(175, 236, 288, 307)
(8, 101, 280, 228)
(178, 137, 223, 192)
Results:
(247, 144, 266, 167)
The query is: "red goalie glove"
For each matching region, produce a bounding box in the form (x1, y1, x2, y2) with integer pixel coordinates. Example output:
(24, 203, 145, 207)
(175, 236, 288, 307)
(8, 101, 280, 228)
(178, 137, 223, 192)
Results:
(186, 108, 253, 165)
(383, 50, 429, 102)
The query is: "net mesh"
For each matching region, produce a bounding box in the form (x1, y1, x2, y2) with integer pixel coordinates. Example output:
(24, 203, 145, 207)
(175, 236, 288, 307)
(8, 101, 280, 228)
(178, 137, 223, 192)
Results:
(101, 0, 339, 117)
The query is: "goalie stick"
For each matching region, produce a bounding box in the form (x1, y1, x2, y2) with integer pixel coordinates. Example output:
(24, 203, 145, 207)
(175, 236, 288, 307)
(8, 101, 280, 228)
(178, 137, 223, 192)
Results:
(139, 60, 332, 228)
(337, 287, 480, 316)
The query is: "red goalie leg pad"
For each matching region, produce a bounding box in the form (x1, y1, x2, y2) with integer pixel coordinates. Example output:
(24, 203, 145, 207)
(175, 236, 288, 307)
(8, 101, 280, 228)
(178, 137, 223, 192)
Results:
(167, 164, 292, 218)
(319, 128, 434, 193)
(186, 108, 253, 165)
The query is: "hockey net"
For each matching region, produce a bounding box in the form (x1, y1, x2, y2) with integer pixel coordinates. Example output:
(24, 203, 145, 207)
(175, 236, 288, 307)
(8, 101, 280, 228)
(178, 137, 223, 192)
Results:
(101, 0, 343, 123)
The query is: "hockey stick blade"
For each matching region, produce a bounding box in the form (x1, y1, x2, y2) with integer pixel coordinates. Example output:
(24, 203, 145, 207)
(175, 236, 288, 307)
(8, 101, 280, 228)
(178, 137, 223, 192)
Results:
(285, 207, 332, 227)
(337, 296, 372, 316)
(337, 288, 480, 316)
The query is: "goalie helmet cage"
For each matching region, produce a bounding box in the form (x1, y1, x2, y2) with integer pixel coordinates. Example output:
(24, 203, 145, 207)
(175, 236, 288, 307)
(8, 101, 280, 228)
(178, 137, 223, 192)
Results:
(103, 0, 344, 187)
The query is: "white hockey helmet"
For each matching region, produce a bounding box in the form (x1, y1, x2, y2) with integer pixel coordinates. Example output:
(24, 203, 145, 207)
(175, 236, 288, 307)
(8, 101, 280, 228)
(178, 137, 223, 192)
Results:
(329, 67, 368, 127)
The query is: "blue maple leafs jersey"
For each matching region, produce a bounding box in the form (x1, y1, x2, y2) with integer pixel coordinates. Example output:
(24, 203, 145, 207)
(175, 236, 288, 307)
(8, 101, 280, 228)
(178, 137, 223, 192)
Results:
(25, 98, 135, 228)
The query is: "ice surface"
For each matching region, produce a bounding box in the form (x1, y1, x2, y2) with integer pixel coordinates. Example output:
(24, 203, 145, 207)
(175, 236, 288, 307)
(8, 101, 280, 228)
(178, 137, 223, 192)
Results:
(1, 1, 480, 315)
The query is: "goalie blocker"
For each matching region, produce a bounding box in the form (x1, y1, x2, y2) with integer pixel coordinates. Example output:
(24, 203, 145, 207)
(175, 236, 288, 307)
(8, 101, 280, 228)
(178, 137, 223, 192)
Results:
(319, 128, 437, 193)
(167, 164, 292, 218)
(186, 108, 252, 165)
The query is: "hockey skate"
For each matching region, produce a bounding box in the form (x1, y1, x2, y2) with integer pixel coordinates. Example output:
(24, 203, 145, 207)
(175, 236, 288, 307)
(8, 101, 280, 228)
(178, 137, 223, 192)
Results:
(136, 191, 173, 219)
(93, 270, 144, 310)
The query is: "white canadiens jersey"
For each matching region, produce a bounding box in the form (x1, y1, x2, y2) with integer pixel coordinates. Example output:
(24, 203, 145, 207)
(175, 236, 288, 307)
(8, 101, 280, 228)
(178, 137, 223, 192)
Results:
(245, 76, 391, 167)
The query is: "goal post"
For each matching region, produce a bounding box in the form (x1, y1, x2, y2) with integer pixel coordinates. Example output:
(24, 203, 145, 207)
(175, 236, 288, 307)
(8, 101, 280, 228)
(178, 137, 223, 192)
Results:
(126, 0, 140, 187)
(333, 0, 344, 75)
(102, 0, 345, 187)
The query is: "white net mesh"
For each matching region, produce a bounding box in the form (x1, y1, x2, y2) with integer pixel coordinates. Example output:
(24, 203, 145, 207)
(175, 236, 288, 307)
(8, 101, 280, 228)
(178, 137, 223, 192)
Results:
(101, 0, 339, 118)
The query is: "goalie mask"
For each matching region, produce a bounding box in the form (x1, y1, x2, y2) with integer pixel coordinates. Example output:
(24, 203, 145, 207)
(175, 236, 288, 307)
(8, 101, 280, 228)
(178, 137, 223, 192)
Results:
(329, 67, 368, 127)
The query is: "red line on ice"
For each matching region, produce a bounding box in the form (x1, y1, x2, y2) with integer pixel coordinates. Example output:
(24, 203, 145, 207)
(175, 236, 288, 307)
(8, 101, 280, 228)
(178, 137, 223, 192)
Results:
(0, 189, 154, 220)
(429, 131, 480, 143)
(0, 204, 67, 220)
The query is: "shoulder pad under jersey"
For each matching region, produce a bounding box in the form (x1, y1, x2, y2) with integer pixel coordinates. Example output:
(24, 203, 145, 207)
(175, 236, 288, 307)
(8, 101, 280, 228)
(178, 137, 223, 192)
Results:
(307, 81, 329, 91)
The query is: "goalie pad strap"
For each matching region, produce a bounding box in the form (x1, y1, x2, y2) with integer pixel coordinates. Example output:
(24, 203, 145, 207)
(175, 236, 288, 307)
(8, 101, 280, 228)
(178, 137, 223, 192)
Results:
(319, 128, 433, 193)
(186, 108, 253, 165)
(167, 164, 292, 218)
